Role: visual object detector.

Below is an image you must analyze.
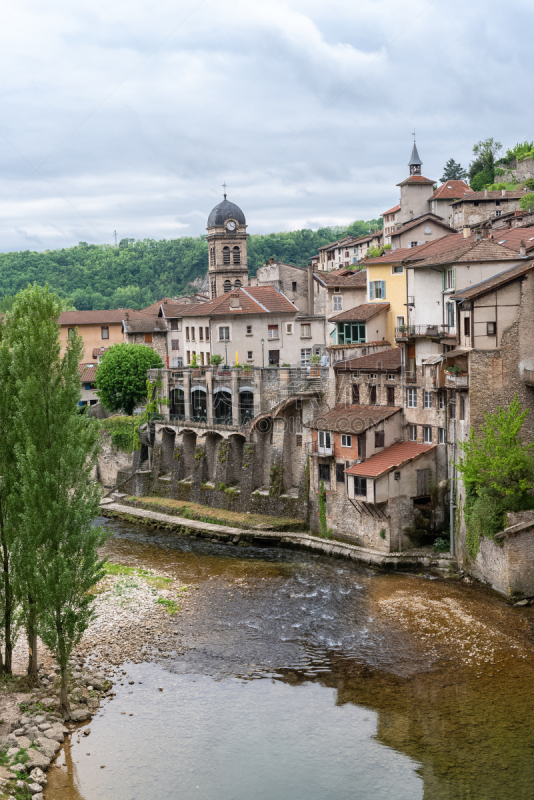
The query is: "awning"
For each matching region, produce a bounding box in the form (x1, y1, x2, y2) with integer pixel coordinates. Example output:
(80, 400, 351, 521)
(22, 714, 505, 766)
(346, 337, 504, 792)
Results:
(443, 347, 471, 358)
(422, 354, 444, 365)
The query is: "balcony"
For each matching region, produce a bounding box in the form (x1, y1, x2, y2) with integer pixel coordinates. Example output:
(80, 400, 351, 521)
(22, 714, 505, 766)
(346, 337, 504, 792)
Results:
(307, 440, 334, 457)
(395, 324, 454, 340)
(445, 371, 469, 389)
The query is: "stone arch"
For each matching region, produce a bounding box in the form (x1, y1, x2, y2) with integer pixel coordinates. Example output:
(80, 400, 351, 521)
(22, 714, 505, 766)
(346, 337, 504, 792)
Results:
(239, 387, 254, 424)
(161, 427, 176, 474)
(191, 387, 207, 421)
(171, 387, 185, 419)
(234, 279, 242, 289)
(223, 279, 232, 293)
(214, 386, 232, 424)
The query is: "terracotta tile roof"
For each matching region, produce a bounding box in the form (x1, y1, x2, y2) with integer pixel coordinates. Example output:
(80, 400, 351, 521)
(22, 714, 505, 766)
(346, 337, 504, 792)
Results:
(79, 364, 98, 383)
(309, 404, 401, 434)
(334, 347, 402, 372)
(451, 258, 534, 301)
(141, 298, 176, 314)
(451, 189, 527, 206)
(58, 309, 144, 325)
(363, 247, 416, 264)
(397, 175, 435, 187)
(158, 302, 192, 318)
(318, 235, 360, 253)
(329, 302, 389, 322)
(390, 213, 456, 236)
(413, 238, 521, 267)
(315, 268, 367, 287)
(491, 227, 534, 251)
(179, 286, 298, 317)
(382, 204, 400, 215)
(345, 441, 435, 478)
(123, 318, 168, 334)
(429, 180, 472, 200)
(92, 347, 109, 358)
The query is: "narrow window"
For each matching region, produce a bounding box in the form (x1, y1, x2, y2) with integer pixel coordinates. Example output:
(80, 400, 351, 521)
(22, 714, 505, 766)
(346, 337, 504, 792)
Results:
(205, 327, 209, 342)
(438, 428, 446, 444)
(386, 386, 395, 405)
(423, 426, 432, 444)
(223, 280, 232, 293)
(408, 425, 417, 441)
(354, 476, 367, 497)
(191, 327, 195, 341)
(375, 430, 385, 448)
(439, 393, 445, 410)
(223, 247, 231, 264)
(341, 434, 352, 447)
(336, 462, 346, 483)
(407, 388, 417, 408)
(101, 326, 109, 340)
(301, 348, 311, 368)
(286, 323, 293, 334)
(424, 390, 432, 409)
(352, 384, 360, 404)
(186, 327, 190, 341)
(464, 316, 471, 337)
(200, 352, 205, 366)
(292, 281, 297, 292)
(369, 385, 377, 404)
(246, 325, 252, 335)
(199, 328, 204, 341)
(233, 247, 241, 265)
(460, 396, 466, 420)
(487, 321, 496, 336)
(247, 351, 253, 360)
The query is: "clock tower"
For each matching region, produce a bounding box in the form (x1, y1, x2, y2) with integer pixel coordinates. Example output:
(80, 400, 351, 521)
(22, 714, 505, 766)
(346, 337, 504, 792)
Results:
(206, 193, 249, 298)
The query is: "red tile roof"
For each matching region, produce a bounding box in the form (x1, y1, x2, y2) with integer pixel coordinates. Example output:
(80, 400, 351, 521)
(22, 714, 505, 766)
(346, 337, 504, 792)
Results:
(79, 364, 98, 383)
(141, 298, 176, 314)
(491, 227, 534, 251)
(451, 258, 534, 301)
(59, 309, 150, 326)
(158, 302, 192, 318)
(382, 204, 400, 215)
(92, 347, 109, 358)
(414, 238, 520, 267)
(397, 175, 435, 186)
(329, 302, 389, 323)
(179, 286, 298, 317)
(451, 189, 527, 206)
(429, 180, 472, 200)
(390, 213, 456, 236)
(315, 269, 367, 287)
(309, 404, 401, 434)
(345, 441, 435, 478)
(334, 347, 402, 372)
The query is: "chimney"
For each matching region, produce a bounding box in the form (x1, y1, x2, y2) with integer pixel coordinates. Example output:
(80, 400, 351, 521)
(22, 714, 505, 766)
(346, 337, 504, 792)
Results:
(520, 240, 526, 257)
(502, 189, 506, 197)
(474, 228, 483, 242)
(229, 293, 241, 310)
(484, 188, 488, 197)
(463, 226, 471, 239)
(269, 257, 274, 264)
(307, 261, 315, 317)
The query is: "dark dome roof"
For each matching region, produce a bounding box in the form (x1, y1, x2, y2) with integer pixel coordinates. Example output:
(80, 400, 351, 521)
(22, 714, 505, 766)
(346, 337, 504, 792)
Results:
(207, 198, 246, 227)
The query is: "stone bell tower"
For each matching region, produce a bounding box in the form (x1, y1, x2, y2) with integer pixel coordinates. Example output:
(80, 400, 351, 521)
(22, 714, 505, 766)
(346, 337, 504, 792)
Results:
(206, 193, 249, 298)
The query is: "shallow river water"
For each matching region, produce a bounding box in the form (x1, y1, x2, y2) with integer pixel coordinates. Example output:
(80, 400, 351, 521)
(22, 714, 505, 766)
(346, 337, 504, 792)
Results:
(46, 518, 534, 800)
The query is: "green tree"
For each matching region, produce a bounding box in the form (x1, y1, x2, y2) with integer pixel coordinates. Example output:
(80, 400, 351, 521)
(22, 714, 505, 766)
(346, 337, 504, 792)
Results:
(501, 141, 534, 164)
(520, 192, 534, 211)
(440, 158, 468, 182)
(346, 218, 383, 237)
(469, 138, 502, 187)
(457, 396, 534, 558)
(6, 285, 105, 696)
(96, 343, 163, 415)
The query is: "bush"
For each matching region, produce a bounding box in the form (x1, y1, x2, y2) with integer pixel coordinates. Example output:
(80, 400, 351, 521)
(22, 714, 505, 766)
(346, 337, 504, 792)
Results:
(209, 354, 223, 366)
(520, 192, 534, 211)
(433, 537, 450, 553)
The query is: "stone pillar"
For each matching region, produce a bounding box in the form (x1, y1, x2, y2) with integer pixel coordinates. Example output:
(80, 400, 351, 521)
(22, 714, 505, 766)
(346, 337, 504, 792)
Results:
(231, 368, 240, 426)
(215, 438, 230, 486)
(205, 368, 214, 425)
(183, 369, 192, 421)
(269, 417, 286, 495)
(254, 367, 263, 416)
(241, 442, 256, 494)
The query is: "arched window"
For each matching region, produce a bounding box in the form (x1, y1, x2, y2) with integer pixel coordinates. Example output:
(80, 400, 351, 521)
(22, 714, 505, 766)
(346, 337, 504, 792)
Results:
(233, 246, 241, 265)
(223, 280, 232, 293)
(210, 247, 215, 266)
(223, 246, 231, 264)
(234, 279, 242, 289)
(211, 279, 216, 299)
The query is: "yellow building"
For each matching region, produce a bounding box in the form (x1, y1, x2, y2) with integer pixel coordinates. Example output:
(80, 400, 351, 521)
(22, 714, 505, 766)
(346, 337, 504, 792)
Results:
(364, 248, 412, 344)
(58, 309, 153, 363)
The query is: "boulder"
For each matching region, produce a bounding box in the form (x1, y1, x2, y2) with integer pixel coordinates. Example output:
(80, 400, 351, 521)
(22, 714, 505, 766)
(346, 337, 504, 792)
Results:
(44, 726, 65, 743)
(0, 766, 15, 780)
(25, 750, 50, 771)
(36, 738, 60, 759)
(29, 767, 46, 786)
(37, 723, 51, 732)
(13, 736, 31, 750)
(70, 709, 91, 722)
(28, 783, 43, 794)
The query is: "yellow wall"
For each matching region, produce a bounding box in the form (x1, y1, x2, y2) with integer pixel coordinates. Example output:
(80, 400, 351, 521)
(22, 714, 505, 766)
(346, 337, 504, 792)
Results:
(366, 261, 407, 344)
(59, 322, 124, 362)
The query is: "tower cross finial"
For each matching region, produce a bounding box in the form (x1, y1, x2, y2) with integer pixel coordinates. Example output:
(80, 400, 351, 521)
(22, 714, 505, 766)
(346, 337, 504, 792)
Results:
(412, 128, 416, 143)
(222, 181, 227, 200)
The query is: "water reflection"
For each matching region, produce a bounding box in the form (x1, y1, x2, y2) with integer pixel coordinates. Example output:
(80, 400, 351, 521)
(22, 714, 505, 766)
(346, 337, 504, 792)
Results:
(45, 518, 534, 800)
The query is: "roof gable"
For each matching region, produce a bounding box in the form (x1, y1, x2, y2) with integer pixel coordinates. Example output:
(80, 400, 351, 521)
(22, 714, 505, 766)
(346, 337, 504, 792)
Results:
(345, 441, 435, 477)
(329, 302, 389, 323)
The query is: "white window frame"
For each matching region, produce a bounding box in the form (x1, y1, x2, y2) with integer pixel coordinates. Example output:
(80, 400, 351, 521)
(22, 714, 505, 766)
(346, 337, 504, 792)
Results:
(445, 269, 455, 290)
(246, 325, 253, 335)
(423, 426, 432, 444)
(219, 326, 230, 341)
(267, 325, 279, 340)
(333, 296, 343, 311)
(407, 388, 417, 408)
(408, 425, 417, 441)
(318, 431, 332, 455)
(392, 265, 403, 274)
(300, 324, 312, 338)
(387, 373, 395, 381)
(341, 434, 352, 447)
(301, 348, 311, 368)
(439, 394, 445, 410)
(438, 428, 446, 444)
(424, 390, 432, 409)
(286, 323, 293, 335)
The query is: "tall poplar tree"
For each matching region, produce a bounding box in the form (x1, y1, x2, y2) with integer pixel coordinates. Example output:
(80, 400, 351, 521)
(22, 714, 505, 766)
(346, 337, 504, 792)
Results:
(7, 284, 105, 706)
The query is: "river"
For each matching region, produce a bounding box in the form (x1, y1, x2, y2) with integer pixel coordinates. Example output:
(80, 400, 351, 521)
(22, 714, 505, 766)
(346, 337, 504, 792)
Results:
(45, 517, 534, 800)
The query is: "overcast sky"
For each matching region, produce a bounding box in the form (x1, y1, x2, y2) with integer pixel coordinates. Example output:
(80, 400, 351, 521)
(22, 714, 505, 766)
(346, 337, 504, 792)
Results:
(0, 0, 532, 251)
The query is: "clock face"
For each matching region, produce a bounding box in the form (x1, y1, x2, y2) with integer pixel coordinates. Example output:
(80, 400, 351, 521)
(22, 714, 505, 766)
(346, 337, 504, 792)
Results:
(226, 220, 236, 231)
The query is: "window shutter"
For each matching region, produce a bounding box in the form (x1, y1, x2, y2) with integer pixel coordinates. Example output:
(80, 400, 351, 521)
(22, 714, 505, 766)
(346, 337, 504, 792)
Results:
(369, 281, 374, 300)
(171, 339, 179, 350)
(381, 280, 386, 299)
(442, 271, 445, 291)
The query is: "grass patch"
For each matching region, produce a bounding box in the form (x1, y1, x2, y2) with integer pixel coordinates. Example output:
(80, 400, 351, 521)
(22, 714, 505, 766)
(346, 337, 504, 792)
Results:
(127, 495, 307, 531)
(156, 597, 180, 614)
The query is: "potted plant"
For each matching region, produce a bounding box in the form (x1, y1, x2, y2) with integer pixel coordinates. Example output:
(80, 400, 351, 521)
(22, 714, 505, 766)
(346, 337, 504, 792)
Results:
(445, 364, 461, 376)
(209, 354, 223, 367)
(309, 353, 321, 376)
(190, 353, 201, 377)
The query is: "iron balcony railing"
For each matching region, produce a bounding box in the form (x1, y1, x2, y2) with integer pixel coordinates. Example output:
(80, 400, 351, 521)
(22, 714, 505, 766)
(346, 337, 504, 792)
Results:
(395, 324, 454, 338)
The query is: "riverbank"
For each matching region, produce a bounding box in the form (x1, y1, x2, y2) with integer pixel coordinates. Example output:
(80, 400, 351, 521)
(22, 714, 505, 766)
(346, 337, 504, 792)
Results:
(100, 499, 456, 572)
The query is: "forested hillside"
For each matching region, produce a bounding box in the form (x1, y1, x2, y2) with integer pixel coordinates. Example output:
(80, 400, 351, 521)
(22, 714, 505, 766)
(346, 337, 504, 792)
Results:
(0, 219, 381, 310)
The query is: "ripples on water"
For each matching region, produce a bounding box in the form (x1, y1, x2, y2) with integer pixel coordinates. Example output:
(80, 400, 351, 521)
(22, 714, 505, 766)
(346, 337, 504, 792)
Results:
(46, 518, 534, 800)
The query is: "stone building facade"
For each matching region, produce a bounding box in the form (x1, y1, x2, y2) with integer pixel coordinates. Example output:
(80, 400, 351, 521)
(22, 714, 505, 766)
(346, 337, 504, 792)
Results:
(206, 195, 249, 298)
(122, 317, 168, 363)
(450, 189, 527, 230)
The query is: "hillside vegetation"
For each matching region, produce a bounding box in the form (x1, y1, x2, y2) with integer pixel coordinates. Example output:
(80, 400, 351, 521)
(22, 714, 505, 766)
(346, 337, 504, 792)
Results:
(0, 219, 381, 311)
